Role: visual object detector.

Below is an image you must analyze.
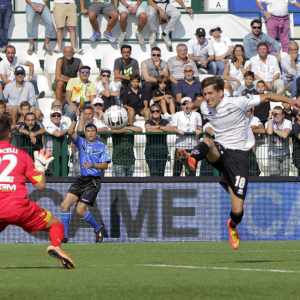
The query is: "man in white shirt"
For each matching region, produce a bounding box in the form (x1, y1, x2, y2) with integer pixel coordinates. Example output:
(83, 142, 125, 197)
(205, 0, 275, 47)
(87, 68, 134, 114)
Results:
(0, 45, 43, 98)
(209, 24, 234, 76)
(114, 0, 147, 45)
(265, 106, 292, 176)
(256, 0, 300, 53)
(171, 96, 202, 176)
(176, 76, 300, 250)
(187, 28, 217, 75)
(281, 41, 300, 98)
(250, 42, 285, 94)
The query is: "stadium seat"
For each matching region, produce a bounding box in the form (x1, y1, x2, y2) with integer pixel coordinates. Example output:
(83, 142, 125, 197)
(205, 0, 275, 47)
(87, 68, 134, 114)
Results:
(161, 52, 177, 63)
(33, 75, 53, 98)
(101, 51, 121, 78)
(74, 52, 99, 74)
(36, 98, 54, 119)
(19, 53, 43, 75)
(131, 51, 151, 69)
(44, 53, 63, 86)
(199, 74, 214, 81)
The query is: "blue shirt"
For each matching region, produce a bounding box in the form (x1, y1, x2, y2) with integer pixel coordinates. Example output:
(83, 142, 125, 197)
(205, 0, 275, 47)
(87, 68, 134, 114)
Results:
(243, 32, 281, 60)
(175, 78, 202, 100)
(236, 84, 257, 96)
(281, 54, 300, 79)
(73, 135, 111, 177)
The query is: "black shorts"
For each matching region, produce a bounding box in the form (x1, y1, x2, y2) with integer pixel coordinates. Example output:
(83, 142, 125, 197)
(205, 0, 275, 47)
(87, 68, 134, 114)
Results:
(68, 176, 101, 207)
(132, 106, 144, 115)
(209, 142, 249, 200)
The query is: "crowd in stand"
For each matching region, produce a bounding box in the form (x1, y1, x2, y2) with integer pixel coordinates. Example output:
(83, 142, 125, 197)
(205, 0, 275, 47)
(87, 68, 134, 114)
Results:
(1, 0, 300, 177)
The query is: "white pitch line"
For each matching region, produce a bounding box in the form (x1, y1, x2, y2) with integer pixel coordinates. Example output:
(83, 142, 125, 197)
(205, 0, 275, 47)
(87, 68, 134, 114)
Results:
(139, 264, 300, 274)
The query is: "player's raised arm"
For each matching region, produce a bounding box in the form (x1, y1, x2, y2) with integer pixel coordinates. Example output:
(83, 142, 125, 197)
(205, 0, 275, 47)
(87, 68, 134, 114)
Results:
(260, 94, 300, 110)
(68, 109, 80, 141)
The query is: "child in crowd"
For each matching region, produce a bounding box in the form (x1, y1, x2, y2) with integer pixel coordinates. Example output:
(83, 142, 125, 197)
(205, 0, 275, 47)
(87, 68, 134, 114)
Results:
(152, 75, 175, 120)
(16, 101, 31, 129)
(0, 100, 8, 116)
(95, 68, 118, 110)
(122, 73, 150, 124)
(236, 71, 257, 96)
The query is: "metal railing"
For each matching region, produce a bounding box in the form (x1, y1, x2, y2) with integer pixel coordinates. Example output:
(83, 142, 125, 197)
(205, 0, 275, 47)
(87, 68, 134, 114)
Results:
(11, 131, 300, 177)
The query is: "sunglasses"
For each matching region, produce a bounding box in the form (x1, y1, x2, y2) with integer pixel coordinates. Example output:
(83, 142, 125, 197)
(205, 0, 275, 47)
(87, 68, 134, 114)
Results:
(184, 69, 193, 73)
(197, 35, 205, 38)
(52, 114, 61, 117)
(151, 110, 160, 113)
(152, 54, 161, 57)
(80, 70, 90, 74)
(211, 28, 220, 32)
(15, 72, 24, 76)
(102, 74, 110, 77)
(252, 26, 261, 29)
(181, 103, 189, 106)
(272, 113, 282, 117)
(94, 104, 103, 106)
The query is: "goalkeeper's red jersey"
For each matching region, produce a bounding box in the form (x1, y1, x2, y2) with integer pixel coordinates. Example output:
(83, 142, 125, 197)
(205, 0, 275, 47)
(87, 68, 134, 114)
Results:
(0, 141, 42, 218)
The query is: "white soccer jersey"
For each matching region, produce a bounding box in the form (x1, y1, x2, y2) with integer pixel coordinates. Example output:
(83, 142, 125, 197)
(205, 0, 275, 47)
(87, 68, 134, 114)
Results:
(200, 95, 261, 151)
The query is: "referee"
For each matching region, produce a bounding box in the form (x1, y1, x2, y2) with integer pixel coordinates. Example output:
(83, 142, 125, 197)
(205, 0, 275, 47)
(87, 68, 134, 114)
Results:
(61, 109, 111, 243)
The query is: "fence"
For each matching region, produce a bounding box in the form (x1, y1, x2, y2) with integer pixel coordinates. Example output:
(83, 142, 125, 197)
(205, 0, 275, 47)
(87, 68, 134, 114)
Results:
(12, 131, 300, 177)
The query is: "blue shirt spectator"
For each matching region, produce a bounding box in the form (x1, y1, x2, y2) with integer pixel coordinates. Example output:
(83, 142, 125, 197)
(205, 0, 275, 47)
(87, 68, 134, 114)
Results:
(73, 135, 111, 177)
(236, 84, 257, 96)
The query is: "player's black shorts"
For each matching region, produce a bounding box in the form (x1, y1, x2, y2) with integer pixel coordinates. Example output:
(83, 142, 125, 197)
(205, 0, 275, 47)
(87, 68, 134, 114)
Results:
(209, 142, 249, 200)
(68, 175, 101, 207)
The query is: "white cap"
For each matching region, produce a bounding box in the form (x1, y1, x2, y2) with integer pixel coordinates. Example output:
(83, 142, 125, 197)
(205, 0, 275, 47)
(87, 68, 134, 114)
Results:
(181, 97, 193, 104)
(50, 108, 62, 116)
(209, 24, 222, 35)
(92, 97, 104, 105)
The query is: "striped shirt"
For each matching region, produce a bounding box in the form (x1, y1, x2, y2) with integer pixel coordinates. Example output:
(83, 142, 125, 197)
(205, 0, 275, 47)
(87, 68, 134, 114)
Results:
(167, 56, 199, 81)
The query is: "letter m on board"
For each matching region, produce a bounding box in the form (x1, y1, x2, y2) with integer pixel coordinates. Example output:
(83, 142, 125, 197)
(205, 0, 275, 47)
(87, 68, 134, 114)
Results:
(110, 189, 157, 238)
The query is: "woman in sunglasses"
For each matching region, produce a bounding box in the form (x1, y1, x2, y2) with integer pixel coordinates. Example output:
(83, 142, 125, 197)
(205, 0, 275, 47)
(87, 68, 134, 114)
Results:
(209, 24, 234, 76)
(95, 69, 119, 111)
(223, 45, 251, 96)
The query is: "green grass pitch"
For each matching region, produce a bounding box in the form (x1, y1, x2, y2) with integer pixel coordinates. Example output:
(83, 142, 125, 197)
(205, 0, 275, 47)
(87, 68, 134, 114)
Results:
(1, 241, 300, 300)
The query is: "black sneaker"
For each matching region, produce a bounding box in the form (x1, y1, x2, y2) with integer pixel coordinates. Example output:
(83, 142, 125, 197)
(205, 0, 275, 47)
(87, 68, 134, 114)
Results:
(95, 224, 105, 243)
(37, 91, 45, 99)
(62, 237, 69, 243)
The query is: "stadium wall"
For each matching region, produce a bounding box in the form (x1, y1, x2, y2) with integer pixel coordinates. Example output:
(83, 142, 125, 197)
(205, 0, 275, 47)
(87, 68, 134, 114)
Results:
(1, 178, 300, 243)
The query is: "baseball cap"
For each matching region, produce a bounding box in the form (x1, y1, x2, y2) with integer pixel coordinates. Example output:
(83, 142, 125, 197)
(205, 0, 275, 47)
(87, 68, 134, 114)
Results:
(79, 65, 91, 70)
(14, 66, 25, 74)
(92, 97, 104, 105)
(209, 24, 222, 35)
(50, 108, 62, 116)
(181, 97, 193, 104)
(196, 28, 206, 36)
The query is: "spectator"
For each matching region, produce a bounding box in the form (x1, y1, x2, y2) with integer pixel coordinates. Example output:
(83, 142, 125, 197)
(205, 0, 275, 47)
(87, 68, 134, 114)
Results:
(0, 82, 3, 100)
(171, 97, 202, 176)
(92, 97, 104, 121)
(255, 0, 300, 54)
(209, 24, 234, 76)
(265, 106, 292, 176)
(251, 42, 285, 94)
(0, 45, 43, 98)
(145, 103, 174, 176)
(282, 102, 297, 123)
(25, 0, 53, 54)
(95, 68, 118, 111)
(152, 75, 175, 119)
(281, 41, 300, 98)
(114, 45, 139, 102)
(253, 80, 270, 125)
(247, 107, 265, 176)
(115, 0, 147, 45)
(3, 66, 41, 125)
(292, 109, 300, 175)
(168, 44, 198, 94)
(141, 46, 168, 102)
(53, 46, 82, 103)
(175, 65, 202, 108)
(15, 101, 31, 129)
(53, 0, 82, 53)
(80, 0, 119, 43)
(0, 99, 7, 116)
(236, 71, 258, 97)
(122, 73, 150, 124)
(147, 0, 193, 47)
(243, 19, 281, 61)
(0, 0, 12, 53)
(64, 65, 96, 120)
(18, 112, 45, 159)
(110, 124, 143, 177)
(43, 108, 71, 175)
(223, 45, 251, 95)
(187, 28, 217, 75)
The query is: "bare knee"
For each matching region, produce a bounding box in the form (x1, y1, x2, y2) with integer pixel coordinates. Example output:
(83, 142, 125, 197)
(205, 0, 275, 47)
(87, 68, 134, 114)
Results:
(120, 12, 128, 22)
(202, 137, 214, 148)
(76, 205, 86, 217)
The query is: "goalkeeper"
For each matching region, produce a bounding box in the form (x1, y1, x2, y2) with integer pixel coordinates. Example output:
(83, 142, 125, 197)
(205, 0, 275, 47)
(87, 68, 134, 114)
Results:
(0, 115, 75, 269)
(61, 110, 111, 243)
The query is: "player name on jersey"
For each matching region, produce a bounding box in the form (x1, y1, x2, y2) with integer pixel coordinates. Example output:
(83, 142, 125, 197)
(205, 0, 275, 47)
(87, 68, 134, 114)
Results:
(0, 184, 16, 191)
(0, 148, 18, 154)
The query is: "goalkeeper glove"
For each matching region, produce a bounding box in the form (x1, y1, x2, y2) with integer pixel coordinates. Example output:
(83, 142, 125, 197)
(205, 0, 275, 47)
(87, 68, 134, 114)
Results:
(34, 149, 54, 173)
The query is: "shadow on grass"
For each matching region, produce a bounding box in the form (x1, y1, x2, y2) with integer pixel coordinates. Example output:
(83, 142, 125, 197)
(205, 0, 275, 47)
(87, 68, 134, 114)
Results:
(0, 266, 62, 269)
(233, 260, 283, 263)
